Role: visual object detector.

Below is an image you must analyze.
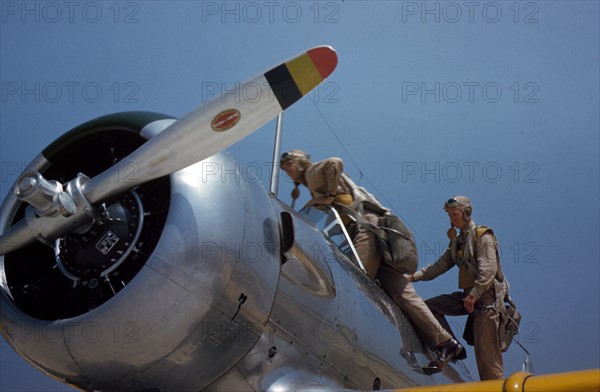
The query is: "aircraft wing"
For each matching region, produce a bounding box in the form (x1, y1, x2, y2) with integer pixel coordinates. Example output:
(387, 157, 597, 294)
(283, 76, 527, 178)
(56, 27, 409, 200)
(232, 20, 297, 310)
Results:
(282, 369, 599, 391)
(385, 369, 599, 392)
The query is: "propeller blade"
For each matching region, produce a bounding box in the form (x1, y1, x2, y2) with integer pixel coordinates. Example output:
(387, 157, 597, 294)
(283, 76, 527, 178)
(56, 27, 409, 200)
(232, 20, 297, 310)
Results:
(84, 45, 338, 203)
(0, 46, 338, 255)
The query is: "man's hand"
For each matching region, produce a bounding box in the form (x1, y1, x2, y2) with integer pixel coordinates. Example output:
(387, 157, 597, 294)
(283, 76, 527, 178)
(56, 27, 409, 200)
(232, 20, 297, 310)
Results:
(463, 294, 476, 313)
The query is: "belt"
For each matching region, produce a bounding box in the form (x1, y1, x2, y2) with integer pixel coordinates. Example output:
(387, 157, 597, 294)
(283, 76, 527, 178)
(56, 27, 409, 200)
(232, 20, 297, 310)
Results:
(475, 302, 496, 312)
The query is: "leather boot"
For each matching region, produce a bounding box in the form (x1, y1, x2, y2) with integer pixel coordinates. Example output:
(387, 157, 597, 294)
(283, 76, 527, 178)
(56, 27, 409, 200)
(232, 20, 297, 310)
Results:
(427, 338, 464, 368)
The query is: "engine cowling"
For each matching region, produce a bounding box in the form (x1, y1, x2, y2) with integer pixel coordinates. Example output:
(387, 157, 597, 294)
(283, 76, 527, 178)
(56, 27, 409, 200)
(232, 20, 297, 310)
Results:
(0, 112, 282, 391)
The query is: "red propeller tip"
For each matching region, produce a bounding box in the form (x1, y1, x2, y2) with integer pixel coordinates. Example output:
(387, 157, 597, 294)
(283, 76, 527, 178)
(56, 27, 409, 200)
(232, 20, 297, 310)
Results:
(307, 46, 338, 80)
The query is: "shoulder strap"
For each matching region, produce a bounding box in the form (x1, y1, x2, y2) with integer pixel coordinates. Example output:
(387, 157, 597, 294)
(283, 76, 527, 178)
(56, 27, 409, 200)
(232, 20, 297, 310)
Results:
(475, 226, 493, 242)
(472, 225, 509, 297)
(459, 226, 492, 276)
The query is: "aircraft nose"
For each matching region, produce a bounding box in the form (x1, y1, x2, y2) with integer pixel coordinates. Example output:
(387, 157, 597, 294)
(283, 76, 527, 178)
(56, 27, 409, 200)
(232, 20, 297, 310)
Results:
(0, 152, 282, 391)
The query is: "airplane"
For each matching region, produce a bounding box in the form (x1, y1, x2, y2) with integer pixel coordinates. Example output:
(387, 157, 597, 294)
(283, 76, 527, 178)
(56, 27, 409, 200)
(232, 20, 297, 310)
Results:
(0, 45, 598, 391)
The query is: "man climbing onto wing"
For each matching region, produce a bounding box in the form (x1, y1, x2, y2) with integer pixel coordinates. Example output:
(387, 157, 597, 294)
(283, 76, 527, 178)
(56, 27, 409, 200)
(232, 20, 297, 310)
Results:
(408, 196, 508, 380)
(280, 150, 464, 370)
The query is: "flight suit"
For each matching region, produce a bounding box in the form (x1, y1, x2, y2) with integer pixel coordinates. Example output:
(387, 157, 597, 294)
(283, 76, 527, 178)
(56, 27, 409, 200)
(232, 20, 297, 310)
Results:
(412, 220, 504, 380)
(302, 158, 453, 350)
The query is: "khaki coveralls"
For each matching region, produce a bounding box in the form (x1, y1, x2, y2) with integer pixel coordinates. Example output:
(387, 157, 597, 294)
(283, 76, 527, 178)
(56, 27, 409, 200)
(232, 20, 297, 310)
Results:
(302, 158, 453, 350)
(413, 220, 504, 380)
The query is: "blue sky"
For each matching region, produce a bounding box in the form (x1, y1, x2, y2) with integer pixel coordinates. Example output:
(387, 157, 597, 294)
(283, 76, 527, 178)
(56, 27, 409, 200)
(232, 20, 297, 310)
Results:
(1, 1, 598, 390)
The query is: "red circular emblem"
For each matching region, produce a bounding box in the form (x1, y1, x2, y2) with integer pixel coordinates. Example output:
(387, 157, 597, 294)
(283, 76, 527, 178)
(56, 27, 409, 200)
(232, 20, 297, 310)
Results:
(211, 109, 241, 132)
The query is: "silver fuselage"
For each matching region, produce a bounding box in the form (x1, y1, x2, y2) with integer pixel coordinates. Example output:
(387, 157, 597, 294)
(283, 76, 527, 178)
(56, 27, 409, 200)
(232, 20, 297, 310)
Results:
(0, 114, 471, 391)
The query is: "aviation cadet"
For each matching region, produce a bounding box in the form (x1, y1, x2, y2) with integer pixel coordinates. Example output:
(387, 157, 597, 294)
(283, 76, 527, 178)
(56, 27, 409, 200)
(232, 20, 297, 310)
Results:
(408, 196, 506, 380)
(280, 150, 464, 369)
